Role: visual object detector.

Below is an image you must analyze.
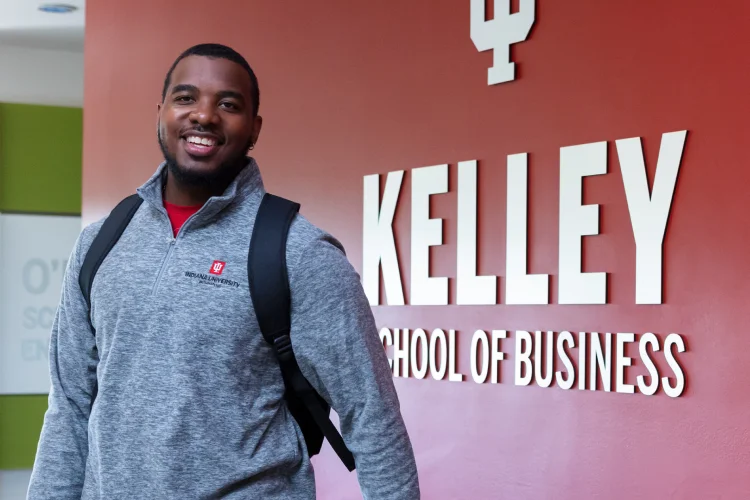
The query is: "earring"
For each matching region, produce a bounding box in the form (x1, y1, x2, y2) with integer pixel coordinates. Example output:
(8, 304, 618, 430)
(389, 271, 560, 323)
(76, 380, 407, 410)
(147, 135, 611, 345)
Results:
(249, 143, 255, 151)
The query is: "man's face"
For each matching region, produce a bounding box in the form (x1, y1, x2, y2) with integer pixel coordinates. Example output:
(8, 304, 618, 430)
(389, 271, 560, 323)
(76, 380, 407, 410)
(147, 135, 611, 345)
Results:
(157, 55, 262, 186)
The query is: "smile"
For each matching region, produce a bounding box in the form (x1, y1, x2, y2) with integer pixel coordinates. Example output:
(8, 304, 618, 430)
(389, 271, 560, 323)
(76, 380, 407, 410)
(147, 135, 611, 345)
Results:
(182, 135, 221, 157)
(186, 135, 217, 147)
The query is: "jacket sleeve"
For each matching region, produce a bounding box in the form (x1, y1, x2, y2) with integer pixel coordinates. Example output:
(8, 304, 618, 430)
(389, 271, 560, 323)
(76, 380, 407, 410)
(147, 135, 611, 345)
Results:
(27, 229, 99, 499)
(288, 235, 420, 500)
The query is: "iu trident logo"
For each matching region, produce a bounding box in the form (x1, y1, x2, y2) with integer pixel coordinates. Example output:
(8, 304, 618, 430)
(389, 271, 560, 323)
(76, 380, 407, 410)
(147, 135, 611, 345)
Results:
(470, 0, 536, 85)
(209, 260, 226, 275)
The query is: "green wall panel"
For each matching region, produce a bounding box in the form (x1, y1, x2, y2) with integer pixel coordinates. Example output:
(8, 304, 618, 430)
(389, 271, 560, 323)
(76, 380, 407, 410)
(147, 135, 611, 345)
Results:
(0, 103, 82, 214)
(0, 395, 47, 469)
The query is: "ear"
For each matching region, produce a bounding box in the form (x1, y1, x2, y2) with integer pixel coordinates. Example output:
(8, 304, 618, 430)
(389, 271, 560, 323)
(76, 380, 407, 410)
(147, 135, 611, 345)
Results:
(251, 115, 263, 145)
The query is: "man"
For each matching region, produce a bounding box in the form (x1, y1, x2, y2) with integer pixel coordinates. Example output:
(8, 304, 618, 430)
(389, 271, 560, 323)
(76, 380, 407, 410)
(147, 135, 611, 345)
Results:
(28, 43, 420, 499)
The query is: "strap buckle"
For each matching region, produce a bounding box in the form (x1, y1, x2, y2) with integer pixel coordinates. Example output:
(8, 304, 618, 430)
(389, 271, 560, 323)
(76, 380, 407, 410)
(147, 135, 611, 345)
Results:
(273, 333, 294, 363)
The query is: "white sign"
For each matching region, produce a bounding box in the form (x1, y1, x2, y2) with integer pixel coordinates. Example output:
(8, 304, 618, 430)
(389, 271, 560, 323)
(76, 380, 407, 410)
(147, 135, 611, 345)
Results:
(0, 213, 81, 394)
(470, 0, 536, 85)
(362, 130, 687, 306)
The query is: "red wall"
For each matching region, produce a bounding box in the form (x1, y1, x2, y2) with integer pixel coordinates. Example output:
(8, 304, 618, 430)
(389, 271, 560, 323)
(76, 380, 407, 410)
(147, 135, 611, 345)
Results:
(83, 1, 750, 498)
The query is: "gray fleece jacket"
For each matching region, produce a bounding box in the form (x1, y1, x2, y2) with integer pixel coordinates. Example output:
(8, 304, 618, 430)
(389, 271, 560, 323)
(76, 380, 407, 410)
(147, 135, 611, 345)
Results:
(27, 160, 419, 500)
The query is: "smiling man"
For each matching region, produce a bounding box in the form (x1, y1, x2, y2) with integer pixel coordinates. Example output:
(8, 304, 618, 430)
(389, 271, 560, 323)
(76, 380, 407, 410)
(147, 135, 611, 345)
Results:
(27, 43, 419, 499)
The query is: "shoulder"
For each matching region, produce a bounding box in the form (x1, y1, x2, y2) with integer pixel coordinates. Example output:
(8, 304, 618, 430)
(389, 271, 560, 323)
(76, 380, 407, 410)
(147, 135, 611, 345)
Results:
(76, 193, 151, 260)
(69, 217, 106, 269)
(285, 213, 355, 283)
(70, 191, 145, 269)
(285, 213, 346, 263)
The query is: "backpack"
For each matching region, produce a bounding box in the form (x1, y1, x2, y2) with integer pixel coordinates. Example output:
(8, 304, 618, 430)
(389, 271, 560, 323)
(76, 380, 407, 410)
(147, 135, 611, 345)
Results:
(78, 192, 356, 472)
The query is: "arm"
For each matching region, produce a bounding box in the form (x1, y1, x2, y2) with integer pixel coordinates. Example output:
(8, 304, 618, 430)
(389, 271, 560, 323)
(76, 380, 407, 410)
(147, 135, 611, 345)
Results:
(289, 235, 420, 500)
(27, 229, 99, 499)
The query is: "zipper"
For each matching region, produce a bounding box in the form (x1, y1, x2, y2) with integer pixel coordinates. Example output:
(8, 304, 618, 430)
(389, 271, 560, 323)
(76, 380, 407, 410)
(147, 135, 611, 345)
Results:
(151, 238, 176, 295)
(150, 202, 206, 296)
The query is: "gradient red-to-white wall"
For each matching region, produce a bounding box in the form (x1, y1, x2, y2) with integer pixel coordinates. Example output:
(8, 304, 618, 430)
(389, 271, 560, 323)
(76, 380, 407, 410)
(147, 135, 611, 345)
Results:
(83, 1, 750, 498)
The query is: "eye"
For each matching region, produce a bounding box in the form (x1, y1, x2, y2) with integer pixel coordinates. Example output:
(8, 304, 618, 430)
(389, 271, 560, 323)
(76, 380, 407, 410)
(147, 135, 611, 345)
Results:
(220, 101, 240, 111)
(174, 95, 194, 104)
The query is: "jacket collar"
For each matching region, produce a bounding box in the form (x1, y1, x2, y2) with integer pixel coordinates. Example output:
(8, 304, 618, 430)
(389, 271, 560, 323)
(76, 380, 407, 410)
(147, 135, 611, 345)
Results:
(136, 156, 265, 225)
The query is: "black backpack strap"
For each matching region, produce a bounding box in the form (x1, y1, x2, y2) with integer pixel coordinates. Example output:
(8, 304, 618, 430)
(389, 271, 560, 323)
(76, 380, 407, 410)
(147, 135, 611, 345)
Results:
(248, 193, 356, 472)
(79, 194, 143, 308)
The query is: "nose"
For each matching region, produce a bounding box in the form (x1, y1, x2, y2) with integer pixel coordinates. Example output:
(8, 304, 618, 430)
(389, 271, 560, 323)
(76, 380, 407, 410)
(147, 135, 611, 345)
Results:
(189, 98, 220, 126)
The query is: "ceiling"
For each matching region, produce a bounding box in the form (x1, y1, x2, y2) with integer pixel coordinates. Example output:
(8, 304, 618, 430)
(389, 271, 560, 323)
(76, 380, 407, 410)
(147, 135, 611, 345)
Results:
(0, 0, 85, 53)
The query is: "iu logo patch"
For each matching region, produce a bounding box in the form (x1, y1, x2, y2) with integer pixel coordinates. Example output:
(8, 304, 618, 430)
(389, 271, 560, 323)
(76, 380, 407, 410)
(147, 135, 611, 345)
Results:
(209, 260, 226, 275)
(470, 0, 536, 85)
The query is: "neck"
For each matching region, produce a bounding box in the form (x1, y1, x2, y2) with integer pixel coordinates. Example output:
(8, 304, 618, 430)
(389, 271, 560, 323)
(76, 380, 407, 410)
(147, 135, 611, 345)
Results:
(162, 164, 243, 207)
(163, 173, 209, 206)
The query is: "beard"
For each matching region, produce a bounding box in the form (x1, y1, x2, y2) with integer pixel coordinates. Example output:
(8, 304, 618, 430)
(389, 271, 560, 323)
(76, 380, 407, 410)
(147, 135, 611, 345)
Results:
(157, 126, 252, 192)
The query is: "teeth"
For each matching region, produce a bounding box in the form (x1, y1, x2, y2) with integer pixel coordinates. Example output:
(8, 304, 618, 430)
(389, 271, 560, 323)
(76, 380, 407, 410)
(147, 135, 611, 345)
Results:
(187, 136, 216, 147)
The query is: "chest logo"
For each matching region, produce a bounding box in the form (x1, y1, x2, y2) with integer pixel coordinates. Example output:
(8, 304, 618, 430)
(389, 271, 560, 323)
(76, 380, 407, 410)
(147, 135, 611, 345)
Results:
(184, 260, 239, 289)
(210, 260, 226, 275)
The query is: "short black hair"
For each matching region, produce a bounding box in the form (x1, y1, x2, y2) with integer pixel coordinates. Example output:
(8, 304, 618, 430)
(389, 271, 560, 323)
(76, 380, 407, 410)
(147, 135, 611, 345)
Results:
(162, 43, 260, 116)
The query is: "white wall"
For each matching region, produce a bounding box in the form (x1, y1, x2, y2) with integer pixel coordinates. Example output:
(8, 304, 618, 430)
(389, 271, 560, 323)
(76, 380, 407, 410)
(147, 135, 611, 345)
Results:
(0, 44, 83, 107)
(0, 214, 82, 395)
(0, 470, 32, 499)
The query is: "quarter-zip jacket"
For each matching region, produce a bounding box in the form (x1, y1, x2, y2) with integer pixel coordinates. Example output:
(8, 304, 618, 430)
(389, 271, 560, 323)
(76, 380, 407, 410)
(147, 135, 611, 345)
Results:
(27, 160, 420, 499)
